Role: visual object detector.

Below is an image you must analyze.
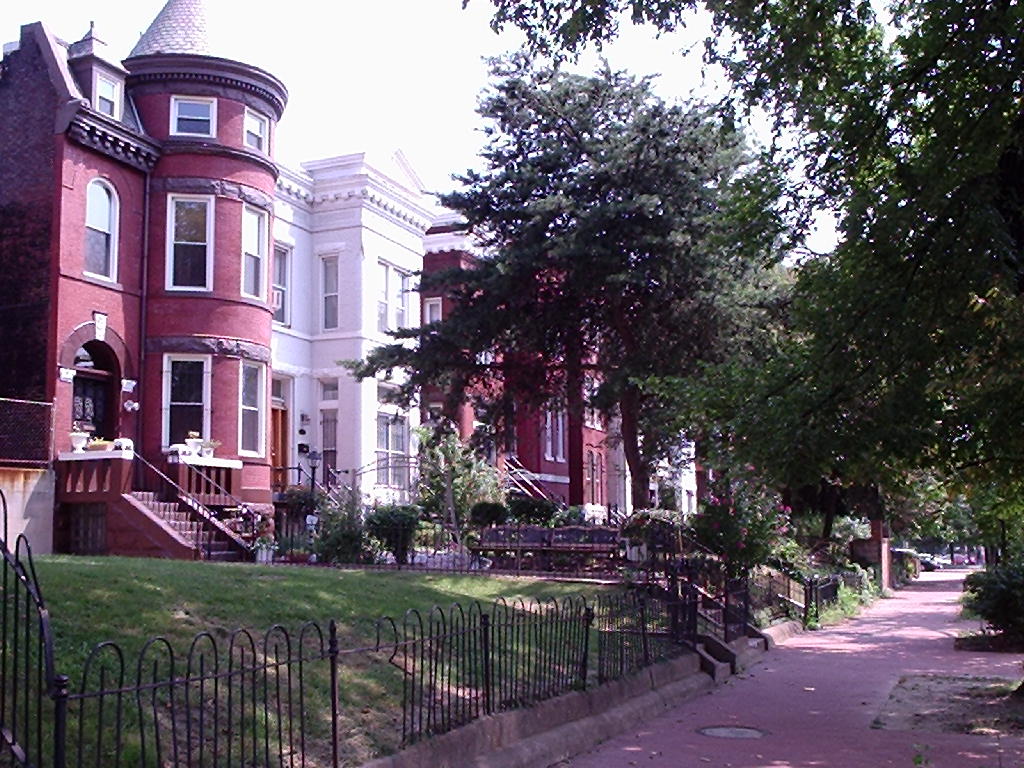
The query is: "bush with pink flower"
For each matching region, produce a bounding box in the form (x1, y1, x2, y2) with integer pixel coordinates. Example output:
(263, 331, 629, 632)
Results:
(690, 477, 799, 577)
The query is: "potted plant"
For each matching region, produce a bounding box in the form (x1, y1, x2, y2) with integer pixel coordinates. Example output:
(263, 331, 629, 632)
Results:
(85, 438, 115, 452)
(200, 438, 221, 458)
(253, 535, 276, 564)
(185, 431, 204, 455)
(69, 430, 90, 453)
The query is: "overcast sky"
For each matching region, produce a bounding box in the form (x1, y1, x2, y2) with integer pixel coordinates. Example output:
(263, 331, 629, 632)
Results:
(2, 1, 725, 192)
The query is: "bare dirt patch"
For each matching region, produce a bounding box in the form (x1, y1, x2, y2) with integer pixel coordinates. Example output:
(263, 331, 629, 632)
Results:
(873, 675, 1024, 737)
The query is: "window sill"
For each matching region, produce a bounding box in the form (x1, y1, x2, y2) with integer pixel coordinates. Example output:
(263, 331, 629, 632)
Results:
(81, 273, 124, 290)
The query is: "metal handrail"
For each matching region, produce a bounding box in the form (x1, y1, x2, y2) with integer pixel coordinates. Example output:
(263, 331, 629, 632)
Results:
(134, 453, 251, 557)
(504, 455, 558, 502)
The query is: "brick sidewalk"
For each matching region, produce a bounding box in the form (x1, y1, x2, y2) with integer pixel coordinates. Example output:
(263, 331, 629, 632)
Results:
(561, 569, 1024, 768)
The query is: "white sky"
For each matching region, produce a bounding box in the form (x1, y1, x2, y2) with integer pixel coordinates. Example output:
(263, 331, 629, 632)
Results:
(1, 1, 728, 191)
(2, 1, 833, 248)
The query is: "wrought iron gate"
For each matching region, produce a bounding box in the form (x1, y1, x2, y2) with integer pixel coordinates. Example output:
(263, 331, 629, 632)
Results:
(0, 488, 67, 768)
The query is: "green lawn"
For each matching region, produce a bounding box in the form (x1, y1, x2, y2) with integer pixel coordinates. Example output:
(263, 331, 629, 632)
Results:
(31, 556, 610, 766)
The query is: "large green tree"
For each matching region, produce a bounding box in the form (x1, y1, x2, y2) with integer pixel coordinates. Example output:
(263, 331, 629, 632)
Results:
(479, 0, 1024, 505)
(353, 56, 785, 506)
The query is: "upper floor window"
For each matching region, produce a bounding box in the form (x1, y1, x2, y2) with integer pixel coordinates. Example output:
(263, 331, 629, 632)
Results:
(322, 255, 339, 330)
(377, 262, 410, 333)
(544, 409, 566, 462)
(272, 245, 289, 324)
(85, 179, 118, 281)
(423, 297, 442, 326)
(241, 206, 267, 299)
(171, 96, 216, 137)
(244, 109, 269, 152)
(167, 195, 213, 291)
(94, 75, 119, 118)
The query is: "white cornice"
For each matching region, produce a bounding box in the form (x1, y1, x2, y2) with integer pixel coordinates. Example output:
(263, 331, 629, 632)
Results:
(275, 167, 314, 205)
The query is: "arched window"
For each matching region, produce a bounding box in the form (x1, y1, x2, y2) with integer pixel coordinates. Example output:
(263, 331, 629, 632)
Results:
(85, 179, 118, 280)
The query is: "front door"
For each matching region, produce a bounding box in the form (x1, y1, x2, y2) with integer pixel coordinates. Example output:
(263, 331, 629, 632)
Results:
(72, 373, 113, 439)
(270, 401, 288, 490)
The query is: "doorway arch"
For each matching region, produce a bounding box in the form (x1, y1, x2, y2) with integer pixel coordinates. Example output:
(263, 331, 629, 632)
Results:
(70, 341, 120, 439)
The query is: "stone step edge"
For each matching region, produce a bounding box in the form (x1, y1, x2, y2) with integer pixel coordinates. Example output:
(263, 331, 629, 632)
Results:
(359, 649, 743, 768)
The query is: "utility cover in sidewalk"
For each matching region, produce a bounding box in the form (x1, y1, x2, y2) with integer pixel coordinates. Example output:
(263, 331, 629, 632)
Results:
(698, 726, 766, 739)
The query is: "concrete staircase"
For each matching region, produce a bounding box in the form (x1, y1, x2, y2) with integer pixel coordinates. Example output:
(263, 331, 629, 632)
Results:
(130, 492, 243, 561)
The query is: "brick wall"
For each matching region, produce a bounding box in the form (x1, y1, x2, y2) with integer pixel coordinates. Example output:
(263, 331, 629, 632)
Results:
(0, 28, 61, 400)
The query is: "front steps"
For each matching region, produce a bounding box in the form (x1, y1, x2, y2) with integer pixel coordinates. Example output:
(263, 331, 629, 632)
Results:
(130, 491, 244, 561)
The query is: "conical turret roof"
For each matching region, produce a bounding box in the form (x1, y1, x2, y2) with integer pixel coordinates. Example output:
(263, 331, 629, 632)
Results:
(129, 0, 210, 58)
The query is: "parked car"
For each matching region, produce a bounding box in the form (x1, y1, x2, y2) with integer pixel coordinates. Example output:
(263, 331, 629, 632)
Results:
(919, 554, 941, 571)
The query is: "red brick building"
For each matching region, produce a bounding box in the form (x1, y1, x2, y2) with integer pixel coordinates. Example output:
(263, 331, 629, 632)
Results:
(0, 0, 286, 557)
(422, 221, 612, 516)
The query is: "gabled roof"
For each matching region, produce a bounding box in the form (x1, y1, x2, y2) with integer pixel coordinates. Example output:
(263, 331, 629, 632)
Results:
(128, 0, 210, 58)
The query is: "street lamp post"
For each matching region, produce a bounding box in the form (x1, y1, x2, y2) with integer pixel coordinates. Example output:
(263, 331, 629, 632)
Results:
(308, 450, 322, 494)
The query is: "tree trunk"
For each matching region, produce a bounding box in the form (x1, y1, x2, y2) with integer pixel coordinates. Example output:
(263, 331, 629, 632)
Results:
(566, 347, 585, 507)
(619, 384, 650, 511)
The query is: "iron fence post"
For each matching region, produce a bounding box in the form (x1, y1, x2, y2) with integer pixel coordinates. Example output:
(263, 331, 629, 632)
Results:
(52, 673, 68, 768)
(328, 619, 340, 768)
(639, 598, 650, 667)
(480, 614, 492, 715)
(580, 606, 594, 690)
(803, 582, 812, 626)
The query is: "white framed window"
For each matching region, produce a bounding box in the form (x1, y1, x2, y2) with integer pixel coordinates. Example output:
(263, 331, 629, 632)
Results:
(322, 255, 339, 330)
(544, 409, 566, 462)
(244, 109, 269, 152)
(272, 244, 289, 324)
(395, 271, 410, 328)
(320, 379, 338, 401)
(239, 360, 265, 456)
(423, 297, 442, 325)
(376, 412, 409, 488)
(162, 354, 210, 447)
(84, 179, 118, 281)
(377, 262, 410, 332)
(377, 261, 389, 333)
(321, 409, 338, 477)
(167, 195, 213, 290)
(241, 206, 267, 299)
(170, 96, 216, 137)
(94, 74, 119, 118)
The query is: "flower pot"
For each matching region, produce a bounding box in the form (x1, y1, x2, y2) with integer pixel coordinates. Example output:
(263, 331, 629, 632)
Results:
(69, 431, 89, 453)
(185, 438, 204, 455)
(255, 548, 274, 564)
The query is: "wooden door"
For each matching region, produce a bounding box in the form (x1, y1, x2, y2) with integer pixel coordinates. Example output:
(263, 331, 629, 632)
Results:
(270, 404, 288, 490)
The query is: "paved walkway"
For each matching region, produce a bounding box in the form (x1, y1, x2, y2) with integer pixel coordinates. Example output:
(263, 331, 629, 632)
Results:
(562, 569, 1024, 768)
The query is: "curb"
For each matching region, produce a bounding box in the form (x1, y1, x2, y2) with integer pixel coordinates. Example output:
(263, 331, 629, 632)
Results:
(761, 619, 805, 647)
(360, 653, 718, 768)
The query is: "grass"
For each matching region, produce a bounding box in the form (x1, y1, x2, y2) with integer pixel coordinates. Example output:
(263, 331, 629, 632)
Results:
(812, 583, 878, 628)
(29, 556, 612, 766)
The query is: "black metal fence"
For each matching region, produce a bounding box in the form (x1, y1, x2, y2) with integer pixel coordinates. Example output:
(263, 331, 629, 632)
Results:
(0, 487, 700, 767)
(0, 397, 53, 467)
(594, 590, 697, 683)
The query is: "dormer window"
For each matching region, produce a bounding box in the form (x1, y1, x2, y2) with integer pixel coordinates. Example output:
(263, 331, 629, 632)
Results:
(244, 109, 268, 152)
(171, 96, 216, 137)
(94, 75, 119, 118)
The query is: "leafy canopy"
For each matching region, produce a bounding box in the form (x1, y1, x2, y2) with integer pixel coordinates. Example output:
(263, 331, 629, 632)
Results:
(353, 55, 787, 504)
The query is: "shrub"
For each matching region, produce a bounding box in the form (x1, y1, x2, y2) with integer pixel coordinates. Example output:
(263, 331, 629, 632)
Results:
(552, 506, 587, 527)
(508, 496, 558, 526)
(963, 559, 1024, 637)
(470, 501, 508, 528)
(365, 505, 421, 564)
(314, 491, 366, 564)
